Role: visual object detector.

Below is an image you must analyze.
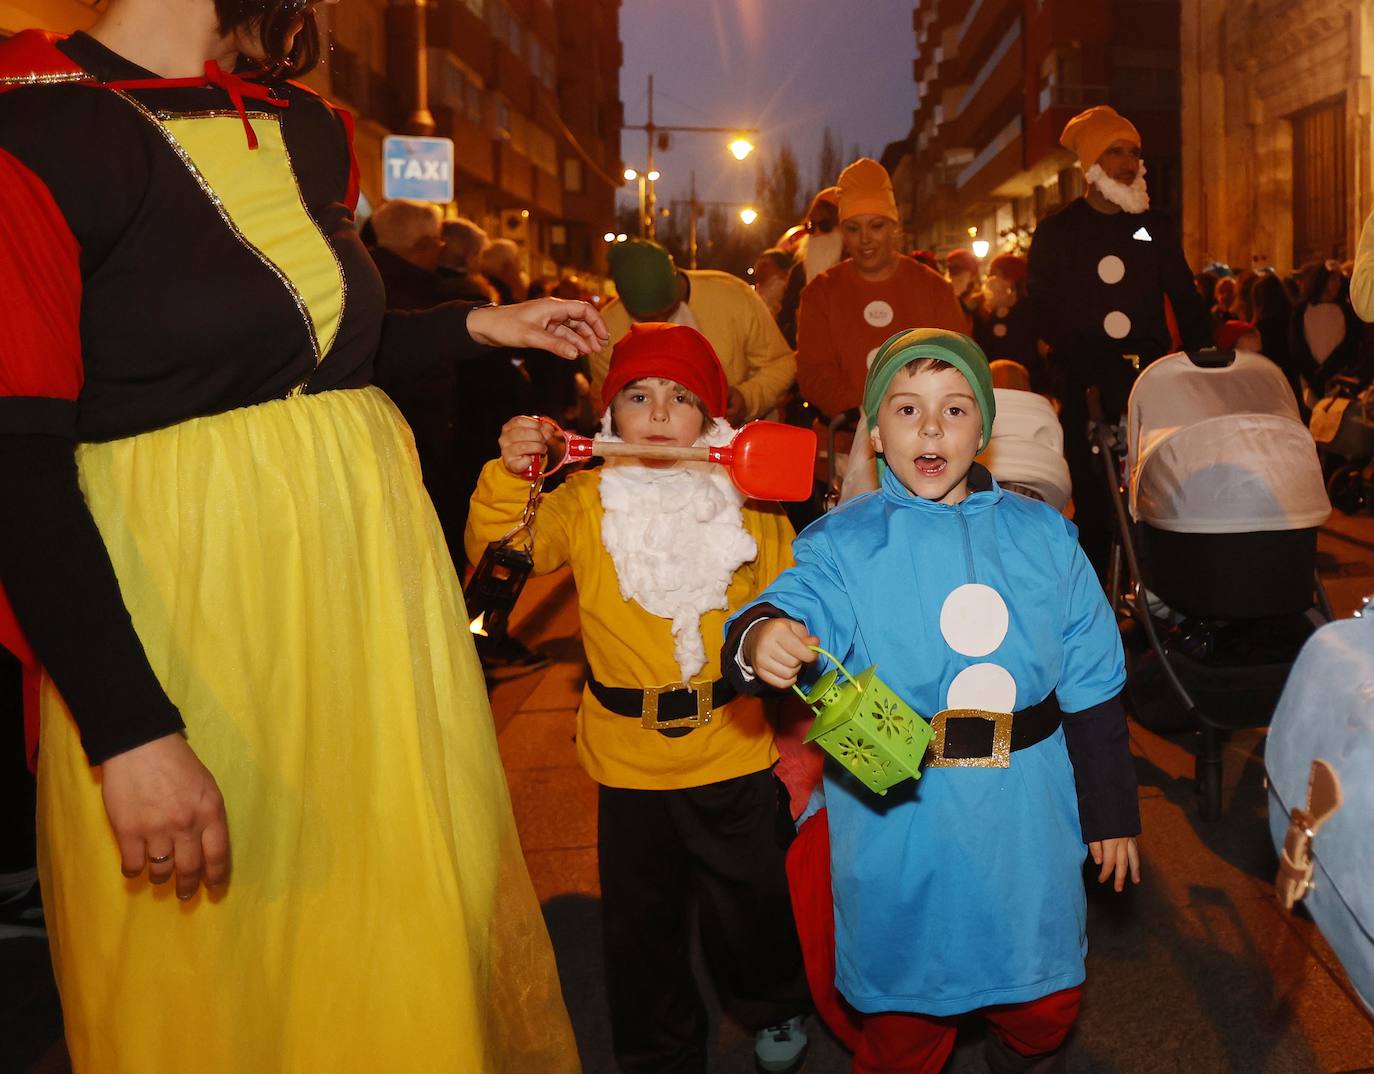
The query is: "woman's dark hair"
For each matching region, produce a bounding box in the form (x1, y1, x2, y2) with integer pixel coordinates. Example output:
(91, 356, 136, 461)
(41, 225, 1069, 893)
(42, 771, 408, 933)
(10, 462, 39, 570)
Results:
(1250, 271, 1292, 324)
(215, 0, 321, 78)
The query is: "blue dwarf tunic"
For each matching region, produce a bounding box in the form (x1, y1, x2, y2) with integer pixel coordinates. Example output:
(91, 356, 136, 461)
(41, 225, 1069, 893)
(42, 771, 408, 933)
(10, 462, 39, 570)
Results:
(728, 465, 1125, 1015)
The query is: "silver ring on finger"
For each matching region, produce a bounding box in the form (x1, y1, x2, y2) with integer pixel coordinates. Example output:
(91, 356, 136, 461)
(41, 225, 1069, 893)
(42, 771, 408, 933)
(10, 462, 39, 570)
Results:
(148, 852, 172, 864)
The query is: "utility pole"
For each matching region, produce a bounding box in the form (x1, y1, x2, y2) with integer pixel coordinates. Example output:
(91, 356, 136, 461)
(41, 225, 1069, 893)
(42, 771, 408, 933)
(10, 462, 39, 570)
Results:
(385, 0, 435, 136)
(622, 75, 758, 245)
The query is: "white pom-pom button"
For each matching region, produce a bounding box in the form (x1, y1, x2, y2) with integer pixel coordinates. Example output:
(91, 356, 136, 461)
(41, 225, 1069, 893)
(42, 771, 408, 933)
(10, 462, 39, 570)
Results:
(1103, 310, 1132, 339)
(1097, 255, 1126, 284)
(947, 663, 1017, 712)
(939, 583, 1009, 657)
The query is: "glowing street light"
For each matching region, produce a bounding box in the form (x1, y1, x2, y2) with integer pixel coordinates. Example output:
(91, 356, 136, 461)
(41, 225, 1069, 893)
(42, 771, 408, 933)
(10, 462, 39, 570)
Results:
(603, 232, 616, 242)
(728, 138, 755, 161)
(972, 239, 991, 259)
(739, 207, 759, 225)
(647, 169, 661, 181)
(616, 233, 628, 242)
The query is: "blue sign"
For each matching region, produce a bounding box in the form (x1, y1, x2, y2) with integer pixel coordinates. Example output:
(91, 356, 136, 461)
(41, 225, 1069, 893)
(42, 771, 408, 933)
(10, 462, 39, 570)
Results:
(382, 135, 455, 203)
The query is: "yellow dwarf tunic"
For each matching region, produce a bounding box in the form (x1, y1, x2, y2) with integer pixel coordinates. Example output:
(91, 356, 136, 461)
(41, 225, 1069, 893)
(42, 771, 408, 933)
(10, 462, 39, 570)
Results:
(466, 460, 795, 790)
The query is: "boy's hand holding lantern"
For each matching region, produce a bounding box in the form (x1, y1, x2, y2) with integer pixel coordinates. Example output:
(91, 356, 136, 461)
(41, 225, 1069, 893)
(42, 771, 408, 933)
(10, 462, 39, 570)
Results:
(745, 619, 820, 689)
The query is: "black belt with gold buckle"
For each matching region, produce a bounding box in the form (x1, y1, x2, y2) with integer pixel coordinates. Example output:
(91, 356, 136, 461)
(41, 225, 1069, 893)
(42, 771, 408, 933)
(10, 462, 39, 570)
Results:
(925, 693, 1062, 769)
(586, 672, 736, 734)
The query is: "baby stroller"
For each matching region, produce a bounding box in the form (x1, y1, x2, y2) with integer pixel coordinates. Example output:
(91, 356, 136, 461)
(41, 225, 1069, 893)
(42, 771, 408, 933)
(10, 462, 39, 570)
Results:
(1309, 374, 1374, 513)
(1092, 347, 1333, 819)
(977, 387, 1072, 513)
(819, 388, 1072, 514)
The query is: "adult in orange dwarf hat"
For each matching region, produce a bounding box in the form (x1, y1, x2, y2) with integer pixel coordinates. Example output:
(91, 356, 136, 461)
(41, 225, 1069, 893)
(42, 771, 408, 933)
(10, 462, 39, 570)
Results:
(795, 158, 965, 422)
(792, 158, 966, 519)
(1026, 105, 1209, 572)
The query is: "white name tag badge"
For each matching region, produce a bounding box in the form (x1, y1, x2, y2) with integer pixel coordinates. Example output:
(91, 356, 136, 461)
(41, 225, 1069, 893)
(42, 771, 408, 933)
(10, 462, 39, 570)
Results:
(863, 300, 895, 327)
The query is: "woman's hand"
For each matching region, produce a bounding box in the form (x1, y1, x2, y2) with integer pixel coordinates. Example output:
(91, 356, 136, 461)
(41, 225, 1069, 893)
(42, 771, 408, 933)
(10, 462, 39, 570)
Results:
(100, 733, 230, 901)
(1089, 837, 1141, 893)
(468, 298, 610, 359)
(499, 415, 559, 477)
(744, 618, 820, 689)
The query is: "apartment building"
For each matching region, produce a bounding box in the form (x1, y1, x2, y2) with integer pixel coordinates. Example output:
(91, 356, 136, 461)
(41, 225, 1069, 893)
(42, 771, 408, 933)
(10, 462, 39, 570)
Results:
(903, 0, 1184, 259)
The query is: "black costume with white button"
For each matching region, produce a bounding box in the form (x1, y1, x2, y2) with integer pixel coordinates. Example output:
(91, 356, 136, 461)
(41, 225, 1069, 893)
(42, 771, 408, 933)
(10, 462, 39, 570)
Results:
(1027, 197, 1209, 569)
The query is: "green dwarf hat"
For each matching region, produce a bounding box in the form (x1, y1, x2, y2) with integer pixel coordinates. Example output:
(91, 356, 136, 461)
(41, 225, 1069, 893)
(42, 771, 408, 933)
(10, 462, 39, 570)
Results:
(863, 328, 996, 450)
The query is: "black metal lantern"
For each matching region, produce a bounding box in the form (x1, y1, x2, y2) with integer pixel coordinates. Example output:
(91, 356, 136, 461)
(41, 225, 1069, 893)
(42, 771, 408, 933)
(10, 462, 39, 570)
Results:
(463, 467, 543, 639)
(464, 539, 534, 639)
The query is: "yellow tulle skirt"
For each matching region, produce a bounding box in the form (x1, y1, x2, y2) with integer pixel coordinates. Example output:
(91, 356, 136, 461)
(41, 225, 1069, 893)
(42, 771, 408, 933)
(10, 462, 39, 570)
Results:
(36, 387, 579, 1074)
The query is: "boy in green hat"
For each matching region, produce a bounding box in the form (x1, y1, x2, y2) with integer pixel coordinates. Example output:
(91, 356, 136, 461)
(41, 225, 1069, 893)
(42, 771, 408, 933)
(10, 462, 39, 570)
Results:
(723, 329, 1141, 1073)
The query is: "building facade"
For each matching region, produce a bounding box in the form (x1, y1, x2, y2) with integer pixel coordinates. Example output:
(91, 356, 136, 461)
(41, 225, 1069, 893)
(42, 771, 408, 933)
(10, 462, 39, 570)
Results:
(2, 0, 624, 282)
(903, 0, 1184, 260)
(324, 0, 624, 281)
(1180, 0, 1374, 273)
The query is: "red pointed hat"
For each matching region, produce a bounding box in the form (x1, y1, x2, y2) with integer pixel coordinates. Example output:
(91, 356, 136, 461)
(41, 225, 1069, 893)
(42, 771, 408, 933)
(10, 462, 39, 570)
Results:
(601, 323, 729, 416)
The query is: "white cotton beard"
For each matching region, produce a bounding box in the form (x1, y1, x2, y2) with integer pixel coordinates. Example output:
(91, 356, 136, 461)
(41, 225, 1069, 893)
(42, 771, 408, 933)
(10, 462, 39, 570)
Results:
(598, 415, 757, 683)
(804, 229, 845, 281)
(1085, 160, 1150, 214)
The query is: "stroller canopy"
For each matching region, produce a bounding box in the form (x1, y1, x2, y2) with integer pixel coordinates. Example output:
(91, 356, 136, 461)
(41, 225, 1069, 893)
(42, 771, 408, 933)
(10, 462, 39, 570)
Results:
(978, 388, 1071, 513)
(1127, 351, 1330, 533)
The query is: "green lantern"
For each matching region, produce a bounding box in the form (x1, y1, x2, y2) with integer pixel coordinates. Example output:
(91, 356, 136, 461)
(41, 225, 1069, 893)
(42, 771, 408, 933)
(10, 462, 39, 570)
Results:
(795, 647, 934, 796)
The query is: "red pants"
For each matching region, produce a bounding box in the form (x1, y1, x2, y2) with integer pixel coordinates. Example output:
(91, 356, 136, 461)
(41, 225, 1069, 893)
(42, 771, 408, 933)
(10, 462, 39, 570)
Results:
(786, 809, 1082, 1073)
(852, 987, 1082, 1074)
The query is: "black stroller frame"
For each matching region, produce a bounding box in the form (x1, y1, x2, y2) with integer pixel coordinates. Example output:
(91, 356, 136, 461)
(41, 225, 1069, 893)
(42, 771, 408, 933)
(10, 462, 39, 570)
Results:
(1087, 358, 1335, 820)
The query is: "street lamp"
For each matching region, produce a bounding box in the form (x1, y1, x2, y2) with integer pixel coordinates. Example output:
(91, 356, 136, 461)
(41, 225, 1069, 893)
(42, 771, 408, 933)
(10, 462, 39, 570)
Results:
(728, 138, 755, 161)
(972, 239, 991, 259)
(739, 207, 759, 225)
(623, 75, 760, 240)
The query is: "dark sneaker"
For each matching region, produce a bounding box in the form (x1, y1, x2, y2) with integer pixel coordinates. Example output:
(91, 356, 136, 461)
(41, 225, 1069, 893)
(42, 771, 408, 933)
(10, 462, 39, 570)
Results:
(476, 633, 551, 681)
(0, 873, 44, 941)
(755, 1015, 808, 1073)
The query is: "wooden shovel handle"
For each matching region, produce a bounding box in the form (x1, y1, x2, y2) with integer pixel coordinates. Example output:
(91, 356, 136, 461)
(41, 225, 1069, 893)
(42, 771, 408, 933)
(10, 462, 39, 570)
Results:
(591, 441, 711, 462)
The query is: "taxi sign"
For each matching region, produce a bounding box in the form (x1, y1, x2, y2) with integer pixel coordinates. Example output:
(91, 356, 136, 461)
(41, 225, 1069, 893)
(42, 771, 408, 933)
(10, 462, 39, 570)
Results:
(382, 135, 455, 202)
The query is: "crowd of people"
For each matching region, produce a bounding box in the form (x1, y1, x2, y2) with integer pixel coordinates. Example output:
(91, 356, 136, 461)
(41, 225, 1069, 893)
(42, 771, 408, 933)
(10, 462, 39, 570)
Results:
(0, 3, 1365, 1074)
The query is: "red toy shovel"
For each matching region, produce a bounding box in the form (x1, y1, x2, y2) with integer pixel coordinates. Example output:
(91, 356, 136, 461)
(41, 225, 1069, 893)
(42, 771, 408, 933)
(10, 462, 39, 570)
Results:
(536, 420, 817, 501)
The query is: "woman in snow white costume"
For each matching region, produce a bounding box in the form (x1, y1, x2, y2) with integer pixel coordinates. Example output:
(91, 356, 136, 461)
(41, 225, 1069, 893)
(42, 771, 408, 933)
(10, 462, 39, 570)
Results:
(0, 1, 604, 1069)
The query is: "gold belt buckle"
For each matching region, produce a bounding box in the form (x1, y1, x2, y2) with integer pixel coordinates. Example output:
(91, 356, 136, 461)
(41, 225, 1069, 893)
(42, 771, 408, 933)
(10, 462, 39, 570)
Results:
(926, 708, 1013, 768)
(641, 680, 714, 730)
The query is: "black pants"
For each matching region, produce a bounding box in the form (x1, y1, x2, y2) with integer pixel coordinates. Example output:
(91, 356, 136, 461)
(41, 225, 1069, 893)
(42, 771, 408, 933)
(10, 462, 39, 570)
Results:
(1060, 392, 1116, 577)
(598, 768, 810, 1074)
(0, 647, 35, 873)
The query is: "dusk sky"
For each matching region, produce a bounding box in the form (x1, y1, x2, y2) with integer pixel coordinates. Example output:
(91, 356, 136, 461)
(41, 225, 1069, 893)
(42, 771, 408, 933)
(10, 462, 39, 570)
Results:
(617, 1, 917, 235)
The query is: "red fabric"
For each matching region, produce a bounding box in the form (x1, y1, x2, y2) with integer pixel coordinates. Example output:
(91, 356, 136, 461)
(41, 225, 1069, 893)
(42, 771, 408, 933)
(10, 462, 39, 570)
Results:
(786, 809, 864, 1051)
(853, 987, 1082, 1073)
(335, 105, 361, 213)
(0, 133, 86, 767)
(989, 253, 1028, 285)
(0, 29, 80, 84)
(601, 322, 729, 415)
(1215, 319, 1257, 352)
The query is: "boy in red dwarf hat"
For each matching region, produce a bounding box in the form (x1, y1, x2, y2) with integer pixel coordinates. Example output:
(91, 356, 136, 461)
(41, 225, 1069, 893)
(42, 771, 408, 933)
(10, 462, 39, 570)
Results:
(466, 323, 811, 1074)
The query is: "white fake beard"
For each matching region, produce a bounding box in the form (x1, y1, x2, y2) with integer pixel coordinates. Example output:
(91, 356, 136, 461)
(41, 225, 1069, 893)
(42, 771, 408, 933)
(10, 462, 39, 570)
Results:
(804, 229, 844, 281)
(598, 413, 757, 683)
(1085, 160, 1150, 214)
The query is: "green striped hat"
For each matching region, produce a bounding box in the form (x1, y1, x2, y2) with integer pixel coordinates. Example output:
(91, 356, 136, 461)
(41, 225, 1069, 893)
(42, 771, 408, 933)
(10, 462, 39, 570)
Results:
(863, 329, 996, 449)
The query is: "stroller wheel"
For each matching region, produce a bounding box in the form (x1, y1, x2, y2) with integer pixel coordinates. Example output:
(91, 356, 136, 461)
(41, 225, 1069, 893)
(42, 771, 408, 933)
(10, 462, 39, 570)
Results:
(1327, 464, 1367, 515)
